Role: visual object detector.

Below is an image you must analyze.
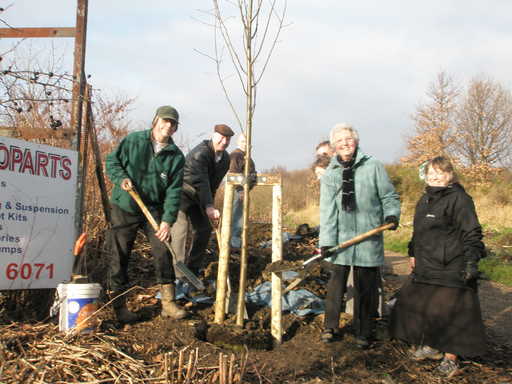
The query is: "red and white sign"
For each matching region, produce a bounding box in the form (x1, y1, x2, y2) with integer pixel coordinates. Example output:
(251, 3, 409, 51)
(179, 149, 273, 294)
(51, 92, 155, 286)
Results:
(0, 136, 78, 289)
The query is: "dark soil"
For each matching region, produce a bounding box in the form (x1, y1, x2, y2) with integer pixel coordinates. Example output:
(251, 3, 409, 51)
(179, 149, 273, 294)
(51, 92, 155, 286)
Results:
(1, 223, 511, 383)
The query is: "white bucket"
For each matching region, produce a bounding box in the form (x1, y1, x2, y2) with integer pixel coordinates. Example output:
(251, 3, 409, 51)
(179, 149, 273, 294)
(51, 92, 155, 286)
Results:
(57, 283, 102, 333)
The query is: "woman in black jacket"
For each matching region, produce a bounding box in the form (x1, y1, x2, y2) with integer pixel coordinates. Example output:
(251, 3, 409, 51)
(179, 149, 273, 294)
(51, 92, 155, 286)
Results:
(390, 156, 486, 377)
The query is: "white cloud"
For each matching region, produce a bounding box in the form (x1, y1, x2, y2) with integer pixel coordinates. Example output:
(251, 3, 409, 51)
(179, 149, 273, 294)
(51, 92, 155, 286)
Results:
(2, 1, 512, 170)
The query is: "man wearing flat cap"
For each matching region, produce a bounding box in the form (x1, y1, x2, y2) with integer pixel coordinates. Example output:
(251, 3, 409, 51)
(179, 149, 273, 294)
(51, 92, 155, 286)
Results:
(106, 105, 187, 323)
(170, 123, 234, 277)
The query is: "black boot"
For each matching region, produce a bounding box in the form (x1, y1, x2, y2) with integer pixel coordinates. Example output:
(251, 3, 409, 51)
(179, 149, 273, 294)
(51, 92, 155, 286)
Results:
(112, 292, 139, 324)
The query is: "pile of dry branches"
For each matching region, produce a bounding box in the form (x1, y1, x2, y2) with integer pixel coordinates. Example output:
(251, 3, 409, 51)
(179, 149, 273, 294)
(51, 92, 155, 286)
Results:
(0, 322, 248, 384)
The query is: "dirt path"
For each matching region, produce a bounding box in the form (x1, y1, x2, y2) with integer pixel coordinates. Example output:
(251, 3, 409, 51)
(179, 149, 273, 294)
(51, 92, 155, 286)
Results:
(384, 252, 512, 347)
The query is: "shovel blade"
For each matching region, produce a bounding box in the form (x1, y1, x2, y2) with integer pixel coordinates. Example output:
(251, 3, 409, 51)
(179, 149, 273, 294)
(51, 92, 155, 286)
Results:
(265, 260, 304, 273)
(175, 261, 205, 291)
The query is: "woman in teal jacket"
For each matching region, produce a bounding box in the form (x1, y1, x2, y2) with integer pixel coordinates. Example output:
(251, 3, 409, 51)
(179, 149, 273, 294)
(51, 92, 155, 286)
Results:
(319, 123, 400, 347)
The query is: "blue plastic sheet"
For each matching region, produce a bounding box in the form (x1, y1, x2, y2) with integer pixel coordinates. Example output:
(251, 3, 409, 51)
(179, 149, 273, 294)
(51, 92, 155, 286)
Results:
(245, 281, 324, 316)
(156, 273, 325, 317)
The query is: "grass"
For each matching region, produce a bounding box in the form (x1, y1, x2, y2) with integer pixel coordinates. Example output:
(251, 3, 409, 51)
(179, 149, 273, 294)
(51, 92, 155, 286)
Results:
(479, 256, 512, 287)
(283, 204, 319, 230)
(384, 227, 411, 255)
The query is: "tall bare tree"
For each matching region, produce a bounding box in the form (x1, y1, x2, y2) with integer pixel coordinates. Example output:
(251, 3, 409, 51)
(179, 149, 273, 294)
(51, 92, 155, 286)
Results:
(204, 0, 287, 326)
(453, 77, 512, 167)
(402, 72, 459, 166)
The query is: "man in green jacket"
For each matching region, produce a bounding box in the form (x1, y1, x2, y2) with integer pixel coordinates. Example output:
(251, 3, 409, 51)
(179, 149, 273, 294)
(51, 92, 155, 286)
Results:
(106, 105, 186, 323)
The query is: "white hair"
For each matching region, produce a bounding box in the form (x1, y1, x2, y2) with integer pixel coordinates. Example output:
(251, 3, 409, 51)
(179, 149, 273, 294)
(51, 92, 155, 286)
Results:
(329, 123, 359, 145)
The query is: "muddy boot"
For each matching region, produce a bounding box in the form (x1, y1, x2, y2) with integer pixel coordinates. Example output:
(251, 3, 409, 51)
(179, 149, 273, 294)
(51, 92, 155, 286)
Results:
(160, 284, 187, 320)
(112, 292, 139, 324)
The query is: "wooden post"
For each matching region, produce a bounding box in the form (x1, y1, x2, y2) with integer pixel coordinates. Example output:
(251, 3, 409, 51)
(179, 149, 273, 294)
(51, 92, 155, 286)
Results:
(345, 269, 354, 314)
(236, 181, 250, 326)
(70, 0, 89, 255)
(70, 0, 88, 151)
(86, 88, 111, 224)
(214, 183, 235, 323)
(271, 183, 283, 345)
(0, 27, 75, 38)
(0, 127, 18, 137)
(76, 84, 92, 234)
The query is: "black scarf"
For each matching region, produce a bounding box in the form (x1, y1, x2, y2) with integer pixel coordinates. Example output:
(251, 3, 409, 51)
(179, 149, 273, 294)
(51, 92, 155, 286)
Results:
(338, 150, 357, 212)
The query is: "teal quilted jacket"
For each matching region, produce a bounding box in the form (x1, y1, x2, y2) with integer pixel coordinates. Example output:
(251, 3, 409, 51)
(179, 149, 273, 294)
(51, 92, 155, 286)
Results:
(319, 149, 400, 267)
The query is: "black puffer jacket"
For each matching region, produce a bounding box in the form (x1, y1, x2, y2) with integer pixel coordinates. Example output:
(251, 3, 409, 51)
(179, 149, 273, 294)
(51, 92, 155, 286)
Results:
(182, 140, 230, 208)
(409, 183, 485, 288)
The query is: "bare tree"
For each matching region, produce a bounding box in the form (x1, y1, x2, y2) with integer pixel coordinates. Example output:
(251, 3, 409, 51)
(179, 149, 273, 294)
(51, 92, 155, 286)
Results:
(0, 50, 74, 136)
(202, 0, 287, 131)
(453, 77, 512, 167)
(402, 72, 459, 166)
(201, 0, 287, 327)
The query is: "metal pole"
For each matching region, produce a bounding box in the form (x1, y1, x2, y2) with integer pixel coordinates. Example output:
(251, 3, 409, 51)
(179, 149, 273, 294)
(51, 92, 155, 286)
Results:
(214, 183, 235, 324)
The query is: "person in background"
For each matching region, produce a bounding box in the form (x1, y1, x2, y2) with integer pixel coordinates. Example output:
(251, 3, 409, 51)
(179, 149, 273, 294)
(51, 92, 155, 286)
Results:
(106, 105, 186, 323)
(319, 123, 400, 348)
(311, 154, 332, 180)
(170, 124, 234, 277)
(229, 133, 257, 251)
(316, 140, 333, 157)
(390, 156, 486, 378)
(312, 141, 333, 180)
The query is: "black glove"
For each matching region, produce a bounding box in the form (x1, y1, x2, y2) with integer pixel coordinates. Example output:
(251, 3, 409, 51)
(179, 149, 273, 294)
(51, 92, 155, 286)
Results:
(384, 215, 399, 230)
(463, 260, 479, 283)
(320, 246, 333, 259)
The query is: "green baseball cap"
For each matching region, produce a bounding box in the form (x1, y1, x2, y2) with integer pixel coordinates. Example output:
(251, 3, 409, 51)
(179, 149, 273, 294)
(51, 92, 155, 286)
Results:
(155, 105, 179, 123)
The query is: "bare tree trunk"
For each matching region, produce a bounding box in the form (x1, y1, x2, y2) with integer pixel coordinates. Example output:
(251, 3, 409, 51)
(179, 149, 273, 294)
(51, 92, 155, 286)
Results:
(236, 0, 255, 327)
(208, 0, 287, 326)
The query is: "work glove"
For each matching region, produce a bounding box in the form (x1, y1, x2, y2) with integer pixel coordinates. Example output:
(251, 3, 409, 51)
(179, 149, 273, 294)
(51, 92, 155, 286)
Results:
(462, 260, 479, 284)
(320, 246, 334, 259)
(384, 215, 399, 230)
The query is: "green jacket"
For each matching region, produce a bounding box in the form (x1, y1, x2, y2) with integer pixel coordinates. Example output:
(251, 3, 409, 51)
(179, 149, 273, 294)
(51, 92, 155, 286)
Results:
(106, 129, 185, 224)
(319, 149, 400, 267)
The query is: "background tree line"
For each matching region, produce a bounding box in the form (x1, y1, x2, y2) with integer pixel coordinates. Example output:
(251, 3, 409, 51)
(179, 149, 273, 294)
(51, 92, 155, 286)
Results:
(401, 72, 512, 183)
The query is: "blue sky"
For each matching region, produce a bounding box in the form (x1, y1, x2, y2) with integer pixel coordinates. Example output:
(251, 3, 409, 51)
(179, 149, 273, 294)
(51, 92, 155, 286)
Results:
(2, 1, 512, 170)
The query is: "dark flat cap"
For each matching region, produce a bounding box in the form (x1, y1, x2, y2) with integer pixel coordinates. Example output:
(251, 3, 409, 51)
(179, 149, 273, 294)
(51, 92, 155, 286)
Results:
(214, 124, 234, 137)
(155, 105, 179, 123)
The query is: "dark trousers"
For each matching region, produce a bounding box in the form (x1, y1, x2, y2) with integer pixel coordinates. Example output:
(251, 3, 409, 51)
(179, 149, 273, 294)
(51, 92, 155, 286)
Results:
(170, 196, 211, 278)
(109, 204, 174, 292)
(324, 264, 379, 338)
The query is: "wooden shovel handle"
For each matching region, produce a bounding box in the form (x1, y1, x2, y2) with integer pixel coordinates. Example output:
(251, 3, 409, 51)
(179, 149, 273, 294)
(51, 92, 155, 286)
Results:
(126, 187, 206, 291)
(302, 222, 395, 267)
(329, 222, 394, 253)
(284, 222, 395, 293)
(127, 188, 160, 231)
